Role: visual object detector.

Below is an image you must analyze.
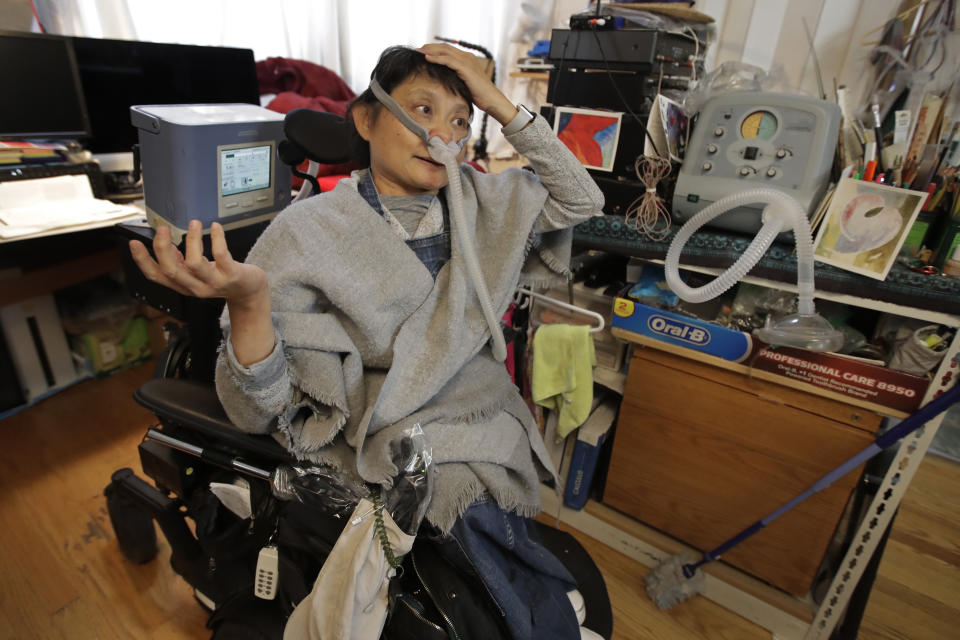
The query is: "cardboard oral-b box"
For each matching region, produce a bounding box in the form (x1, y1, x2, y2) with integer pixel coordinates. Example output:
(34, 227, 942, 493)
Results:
(611, 269, 930, 413)
(612, 297, 754, 362)
(611, 296, 930, 412)
(611, 265, 752, 360)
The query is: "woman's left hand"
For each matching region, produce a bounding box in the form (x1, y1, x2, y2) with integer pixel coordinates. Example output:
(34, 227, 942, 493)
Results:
(417, 43, 518, 126)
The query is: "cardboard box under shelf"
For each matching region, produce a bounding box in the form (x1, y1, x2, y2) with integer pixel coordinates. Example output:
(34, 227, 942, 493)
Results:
(604, 346, 883, 597)
(611, 297, 929, 416)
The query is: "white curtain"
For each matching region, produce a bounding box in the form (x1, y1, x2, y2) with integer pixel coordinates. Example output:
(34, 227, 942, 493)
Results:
(33, 0, 572, 156)
(32, 0, 537, 94)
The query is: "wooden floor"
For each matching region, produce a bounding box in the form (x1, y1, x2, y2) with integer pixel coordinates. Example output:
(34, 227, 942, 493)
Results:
(1, 362, 958, 639)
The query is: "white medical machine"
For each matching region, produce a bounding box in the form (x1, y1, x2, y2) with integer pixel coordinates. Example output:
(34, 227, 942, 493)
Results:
(672, 92, 841, 234)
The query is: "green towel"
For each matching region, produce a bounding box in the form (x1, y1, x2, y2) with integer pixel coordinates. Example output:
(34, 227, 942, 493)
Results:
(532, 324, 596, 438)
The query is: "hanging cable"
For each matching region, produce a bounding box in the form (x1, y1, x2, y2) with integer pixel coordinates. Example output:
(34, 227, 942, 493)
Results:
(624, 155, 672, 240)
(684, 26, 700, 85)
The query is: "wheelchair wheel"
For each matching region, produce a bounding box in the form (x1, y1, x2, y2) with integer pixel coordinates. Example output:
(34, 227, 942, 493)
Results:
(105, 469, 159, 564)
(154, 322, 192, 379)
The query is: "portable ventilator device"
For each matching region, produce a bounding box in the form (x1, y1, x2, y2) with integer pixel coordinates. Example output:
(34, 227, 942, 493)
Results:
(672, 92, 841, 235)
(131, 104, 292, 241)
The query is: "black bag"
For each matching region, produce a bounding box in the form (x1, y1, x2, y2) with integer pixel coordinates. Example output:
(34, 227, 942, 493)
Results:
(385, 535, 512, 640)
(205, 492, 612, 640)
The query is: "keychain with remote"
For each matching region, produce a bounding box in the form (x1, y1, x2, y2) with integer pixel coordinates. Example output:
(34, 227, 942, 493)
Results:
(254, 544, 279, 600)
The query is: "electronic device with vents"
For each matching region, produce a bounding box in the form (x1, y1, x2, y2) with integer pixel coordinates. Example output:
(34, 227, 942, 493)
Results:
(131, 104, 290, 242)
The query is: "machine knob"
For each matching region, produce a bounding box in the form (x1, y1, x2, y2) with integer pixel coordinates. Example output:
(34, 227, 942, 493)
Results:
(738, 167, 754, 176)
(766, 167, 777, 177)
(776, 148, 789, 159)
(706, 144, 718, 154)
(714, 127, 725, 137)
(702, 162, 712, 171)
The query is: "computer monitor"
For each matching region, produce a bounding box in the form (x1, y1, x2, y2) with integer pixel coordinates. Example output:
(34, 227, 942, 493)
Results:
(70, 36, 260, 172)
(0, 31, 90, 140)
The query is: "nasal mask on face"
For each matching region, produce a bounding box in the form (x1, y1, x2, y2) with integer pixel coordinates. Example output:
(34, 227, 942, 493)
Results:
(369, 78, 470, 161)
(369, 79, 507, 362)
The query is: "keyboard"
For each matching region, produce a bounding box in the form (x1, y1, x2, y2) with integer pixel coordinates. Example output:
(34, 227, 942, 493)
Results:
(0, 162, 108, 199)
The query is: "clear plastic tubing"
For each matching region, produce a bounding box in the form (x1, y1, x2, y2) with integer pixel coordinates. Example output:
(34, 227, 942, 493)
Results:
(369, 78, 507, 362)
(664, 188, 816, 316)
(428, 138, 508, 362)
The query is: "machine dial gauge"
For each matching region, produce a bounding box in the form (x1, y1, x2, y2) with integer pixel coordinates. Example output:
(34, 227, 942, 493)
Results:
(741, 110, 778, 140)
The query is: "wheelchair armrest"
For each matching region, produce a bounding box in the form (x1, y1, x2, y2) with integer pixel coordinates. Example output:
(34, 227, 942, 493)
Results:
(134, 378, 291, 460)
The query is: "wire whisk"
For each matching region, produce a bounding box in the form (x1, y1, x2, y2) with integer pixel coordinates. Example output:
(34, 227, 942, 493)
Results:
(625, 155, 673, 241)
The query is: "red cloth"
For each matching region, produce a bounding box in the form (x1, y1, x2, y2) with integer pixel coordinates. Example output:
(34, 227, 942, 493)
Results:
(317, 174, 349, 191)
(257, 57, 355, 107)
(267, 91, 353, 118)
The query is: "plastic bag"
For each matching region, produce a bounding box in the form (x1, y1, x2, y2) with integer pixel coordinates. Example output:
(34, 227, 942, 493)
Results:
(683, 61, 795, 116)
(382, 423, 433, 535)
(270, 423, 433, 535)
(888, 324, 949, 376)
(715, 282, 797, 332)
(271, 462, 370, 518)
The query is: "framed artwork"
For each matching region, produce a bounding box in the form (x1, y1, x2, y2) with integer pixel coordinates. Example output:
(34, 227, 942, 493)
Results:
(553, 106, 623, 172)
(813, 177, 927, 280)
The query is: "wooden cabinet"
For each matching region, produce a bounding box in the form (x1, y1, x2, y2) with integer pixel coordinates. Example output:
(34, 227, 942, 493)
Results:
(603, 346, 882, 597)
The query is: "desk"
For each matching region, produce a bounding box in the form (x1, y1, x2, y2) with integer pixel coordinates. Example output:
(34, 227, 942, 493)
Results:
(544, 218, 960, 639)
(0, 227, 133, 307)
(0, 219, 150, 415)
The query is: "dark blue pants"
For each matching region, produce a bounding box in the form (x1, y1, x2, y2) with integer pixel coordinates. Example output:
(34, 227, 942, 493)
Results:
(436, 499, 581, 640)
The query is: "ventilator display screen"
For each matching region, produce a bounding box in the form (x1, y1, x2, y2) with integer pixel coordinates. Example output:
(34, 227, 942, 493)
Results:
(220, 145, 271, 196)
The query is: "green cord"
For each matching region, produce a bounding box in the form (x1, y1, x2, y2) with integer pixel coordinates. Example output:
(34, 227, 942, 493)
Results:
(372, 492, 404, 570)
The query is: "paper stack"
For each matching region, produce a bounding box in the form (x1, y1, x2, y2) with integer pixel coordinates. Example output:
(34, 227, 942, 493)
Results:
(0, 174, 143, 241)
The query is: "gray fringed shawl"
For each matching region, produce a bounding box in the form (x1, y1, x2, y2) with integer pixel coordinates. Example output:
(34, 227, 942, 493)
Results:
(215, 116, 603, 531)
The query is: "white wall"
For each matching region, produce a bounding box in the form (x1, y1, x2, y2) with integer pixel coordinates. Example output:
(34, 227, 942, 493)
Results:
(29, 0, 958, 127)
(688, 0, 957, 111)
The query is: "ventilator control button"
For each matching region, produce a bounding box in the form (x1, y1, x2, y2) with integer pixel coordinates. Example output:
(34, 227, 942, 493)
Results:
(702, 162, 712, 171)
(706, 144, 718, 154)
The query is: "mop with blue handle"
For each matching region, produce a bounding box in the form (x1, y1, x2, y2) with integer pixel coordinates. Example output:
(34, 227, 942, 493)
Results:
(645, 382, 960, 610)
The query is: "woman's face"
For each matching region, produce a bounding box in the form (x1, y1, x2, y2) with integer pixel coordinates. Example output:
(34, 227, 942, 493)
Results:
(355, 73, 470, 196)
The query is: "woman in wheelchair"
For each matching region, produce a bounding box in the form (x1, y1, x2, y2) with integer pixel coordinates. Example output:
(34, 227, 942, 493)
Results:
(130, 43, 605, 640)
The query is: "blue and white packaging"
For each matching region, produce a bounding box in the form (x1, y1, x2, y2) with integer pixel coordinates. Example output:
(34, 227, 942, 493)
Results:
(612, 297, 753, 363)
(563, 396, 619, 510)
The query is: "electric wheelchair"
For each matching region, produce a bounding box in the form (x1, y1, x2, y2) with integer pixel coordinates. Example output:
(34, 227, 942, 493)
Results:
(105, 108, 614, 639)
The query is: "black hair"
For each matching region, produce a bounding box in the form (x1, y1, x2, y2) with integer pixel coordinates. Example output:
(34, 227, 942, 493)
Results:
(347, 46, 474, 166)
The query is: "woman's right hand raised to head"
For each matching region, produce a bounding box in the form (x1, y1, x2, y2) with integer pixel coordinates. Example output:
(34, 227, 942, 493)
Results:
(129, 219, 268, 305)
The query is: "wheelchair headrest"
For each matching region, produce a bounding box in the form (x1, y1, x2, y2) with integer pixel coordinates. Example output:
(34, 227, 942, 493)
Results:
(279, 108, 356, 167)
